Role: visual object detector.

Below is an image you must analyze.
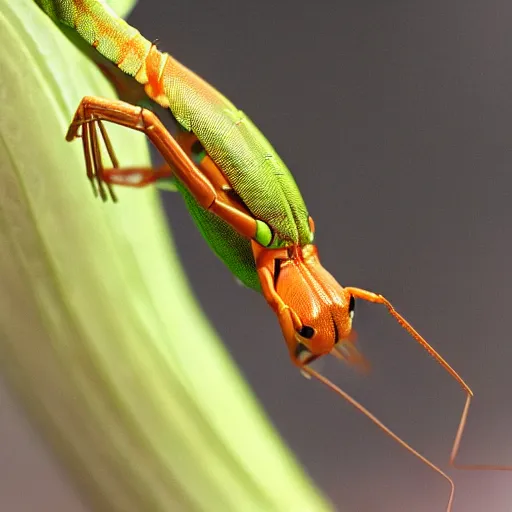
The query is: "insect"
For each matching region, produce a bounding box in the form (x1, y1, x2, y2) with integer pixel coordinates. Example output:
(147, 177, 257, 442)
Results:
(36, 1, 511, 509)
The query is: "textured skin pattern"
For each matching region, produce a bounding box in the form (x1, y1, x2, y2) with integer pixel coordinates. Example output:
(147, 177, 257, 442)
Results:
(175, 180, 261, 291)
(36, 0, 313, 288)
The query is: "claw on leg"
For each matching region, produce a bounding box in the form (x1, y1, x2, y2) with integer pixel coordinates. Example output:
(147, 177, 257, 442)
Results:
(69, 114, 118, 202)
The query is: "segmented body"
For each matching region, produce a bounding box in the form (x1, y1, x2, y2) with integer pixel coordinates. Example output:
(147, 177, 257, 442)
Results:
(37, 0, 313, 290)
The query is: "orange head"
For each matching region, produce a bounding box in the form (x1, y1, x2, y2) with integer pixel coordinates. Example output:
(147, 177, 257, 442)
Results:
(271, 245, 366, 370)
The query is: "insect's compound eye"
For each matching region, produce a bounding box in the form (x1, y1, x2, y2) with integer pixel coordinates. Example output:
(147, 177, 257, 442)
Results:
(348, 295, 355, 320)
(297, 325, 315, 339)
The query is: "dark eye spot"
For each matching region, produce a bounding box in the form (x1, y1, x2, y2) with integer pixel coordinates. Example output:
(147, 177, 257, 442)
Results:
(298, 325, 315, 339)
(349, 295, 355, 319)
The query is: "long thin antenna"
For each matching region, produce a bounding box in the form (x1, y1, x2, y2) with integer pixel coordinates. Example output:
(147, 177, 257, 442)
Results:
(345, 286, 512, 471)
(302, 365, 455, 512)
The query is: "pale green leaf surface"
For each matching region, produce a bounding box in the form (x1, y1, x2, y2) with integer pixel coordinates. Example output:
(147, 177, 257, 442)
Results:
(0, 1, 333, 511)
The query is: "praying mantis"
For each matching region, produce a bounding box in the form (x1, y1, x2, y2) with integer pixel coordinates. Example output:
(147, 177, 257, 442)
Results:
(34, 1, 511, 510)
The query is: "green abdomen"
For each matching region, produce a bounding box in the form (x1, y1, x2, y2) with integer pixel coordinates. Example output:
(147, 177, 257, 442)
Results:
(175, 180, 261, 291)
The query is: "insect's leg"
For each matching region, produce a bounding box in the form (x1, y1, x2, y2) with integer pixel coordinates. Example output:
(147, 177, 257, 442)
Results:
(77, 114, 114, 201)
(67, 96, 259, 240)
(95, 118, 174, 188)
(72, 111, 173, 201)
(103, 163, 173, 188)
(301, 364, 456, 512)
(257, 265, 302, 323)
(251, 241, 302, 320)
(345, 287, 512, 471)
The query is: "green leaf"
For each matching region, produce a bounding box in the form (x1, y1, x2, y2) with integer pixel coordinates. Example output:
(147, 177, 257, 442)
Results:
(0, 1, 333, 511)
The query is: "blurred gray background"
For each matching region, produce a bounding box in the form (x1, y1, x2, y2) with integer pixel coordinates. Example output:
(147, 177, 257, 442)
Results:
(2, 0, 512, 511)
